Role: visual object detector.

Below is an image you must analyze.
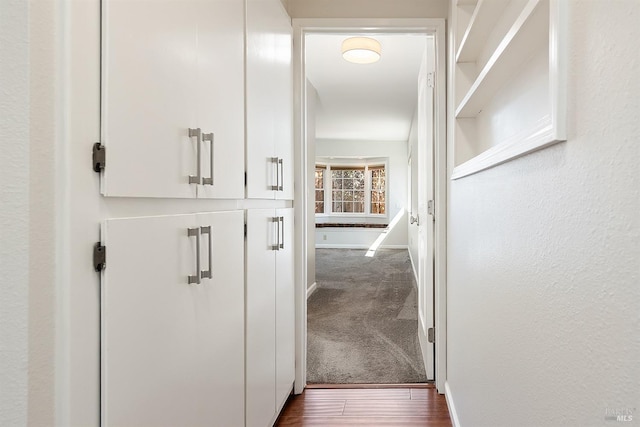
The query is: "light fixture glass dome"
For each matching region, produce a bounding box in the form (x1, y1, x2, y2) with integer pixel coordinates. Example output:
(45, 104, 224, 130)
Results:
(341, 37, 381, 64)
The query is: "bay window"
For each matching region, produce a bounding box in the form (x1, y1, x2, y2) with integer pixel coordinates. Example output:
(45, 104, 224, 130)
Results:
(315, 161, 387, 217)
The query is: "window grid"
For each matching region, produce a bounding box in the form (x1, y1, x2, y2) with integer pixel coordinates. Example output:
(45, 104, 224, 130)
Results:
(315, 167, 325, 214)
(331, 168, 365, 213)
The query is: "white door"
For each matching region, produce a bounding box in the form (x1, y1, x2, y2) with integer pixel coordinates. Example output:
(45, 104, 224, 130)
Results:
(196, 0, 245, 200)
(101, 211, 245, 426)
(246, 209, 277, 427)
(275, 208, 295, 410)
(246, 0, 293, 200)
(102, 0, 198, 198)
(417, 47, 435, 380)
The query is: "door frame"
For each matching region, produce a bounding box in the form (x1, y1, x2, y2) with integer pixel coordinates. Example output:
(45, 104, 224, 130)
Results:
(292, 18, 448, 393)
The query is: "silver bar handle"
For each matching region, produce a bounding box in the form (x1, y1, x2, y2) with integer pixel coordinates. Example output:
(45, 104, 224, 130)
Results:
(279, 216, 285, 249)
(188, 128, 202, 185)
(271, 216, 280, 251)
(200, 226, 212, 279)
(270, 157, 279, 191)
(202, 132, 214, 185)
(188, 227, 201, 284)
(278, 159, 284, 191)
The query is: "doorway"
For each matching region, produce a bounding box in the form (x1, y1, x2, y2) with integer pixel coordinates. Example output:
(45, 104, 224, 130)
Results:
(292, 18, 447, 394)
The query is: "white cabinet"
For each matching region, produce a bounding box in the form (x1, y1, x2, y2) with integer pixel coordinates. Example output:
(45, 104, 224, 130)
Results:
(101, 0, 245, 199)
(246, 0, 294, 200)
(100, 211, 245, 427)
(246, 208, 295, 427)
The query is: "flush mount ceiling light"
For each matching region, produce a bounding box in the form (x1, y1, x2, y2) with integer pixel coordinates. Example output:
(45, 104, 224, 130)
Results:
(341, 37, 381, 64)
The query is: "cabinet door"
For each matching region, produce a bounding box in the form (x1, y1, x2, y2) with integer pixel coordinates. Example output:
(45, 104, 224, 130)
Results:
(196, 0, 245, 199)
(246, 209, 277, 427)
(246, 0, 293, 200)
(102, 0, 198, 198)
(101, 212, 244, 426)
(195, 211, 245, 426)
(275, 208, 295, 410)
(273, 9, 294, 201)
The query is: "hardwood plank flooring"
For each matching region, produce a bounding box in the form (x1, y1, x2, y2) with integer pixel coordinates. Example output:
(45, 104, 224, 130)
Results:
(275, 385, 452, 426)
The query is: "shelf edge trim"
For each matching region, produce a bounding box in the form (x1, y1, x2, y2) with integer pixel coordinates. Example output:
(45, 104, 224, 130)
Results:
(451, 115, 565, 180)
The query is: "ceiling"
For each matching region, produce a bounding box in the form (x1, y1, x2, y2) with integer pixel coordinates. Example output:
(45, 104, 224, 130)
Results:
(305, 33, 428, 142)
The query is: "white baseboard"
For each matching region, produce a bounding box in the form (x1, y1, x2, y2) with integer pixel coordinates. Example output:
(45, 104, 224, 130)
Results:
(315, 244, 408, 250)
(306, 282, 317, 299)
(444, 381, 461, 427)
(408, 249, 418, 284)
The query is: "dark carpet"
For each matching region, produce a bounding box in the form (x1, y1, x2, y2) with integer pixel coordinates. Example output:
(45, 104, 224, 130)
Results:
(307, 248, 427, 384)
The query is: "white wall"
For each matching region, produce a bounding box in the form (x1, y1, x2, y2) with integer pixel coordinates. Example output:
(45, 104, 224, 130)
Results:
(1, 0, 59, 425)
(316, 226, 408, 250)
(286, 0, 448, 19)
(446, 2, 640, 426)
(315, 139, 408, 248)
(1, 1, 30, 424)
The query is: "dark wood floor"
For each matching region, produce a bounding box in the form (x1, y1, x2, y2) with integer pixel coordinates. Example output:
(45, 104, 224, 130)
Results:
(275, 384, 453, 426)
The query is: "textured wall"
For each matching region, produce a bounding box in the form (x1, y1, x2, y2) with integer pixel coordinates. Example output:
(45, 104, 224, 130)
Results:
(28, 0, 58, 424)
(1, 0, 59, 424)
(287, 0, 448, 19)
(0, 0, 30, 425)
(446, 1, 640, 426)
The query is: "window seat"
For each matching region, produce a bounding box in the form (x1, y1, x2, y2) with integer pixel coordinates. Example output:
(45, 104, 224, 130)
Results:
(315, 223, 388, 229)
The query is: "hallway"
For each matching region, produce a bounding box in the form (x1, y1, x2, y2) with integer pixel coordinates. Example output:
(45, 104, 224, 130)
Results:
(276, 385, 452, 426)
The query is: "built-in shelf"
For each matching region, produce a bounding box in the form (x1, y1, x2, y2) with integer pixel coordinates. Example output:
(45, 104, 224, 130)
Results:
(456, 0, 547, 118)
(451, 0, 567, 179)
(456, 0, 510, 63)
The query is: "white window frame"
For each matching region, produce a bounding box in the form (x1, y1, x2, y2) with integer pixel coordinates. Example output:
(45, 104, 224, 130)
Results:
(315, 158, 388, 219)
(314, 165, 326, 214)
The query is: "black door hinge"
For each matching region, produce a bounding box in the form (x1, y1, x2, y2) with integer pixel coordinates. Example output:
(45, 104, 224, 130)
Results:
(93, 142, 106, 172)
(94, 242, 106, 272)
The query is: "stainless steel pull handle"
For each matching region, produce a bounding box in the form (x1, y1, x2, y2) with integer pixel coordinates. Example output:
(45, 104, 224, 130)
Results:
(272, 216, 280, 251)
(188, 128, 202, 185)
(279, 216, 285, 250)
(278, 159, 284, 191)
(202, 133, 214, 185)
(188, 227, 201, 284)
(200, 226, 212, 279)
(270, 157, 279, 191)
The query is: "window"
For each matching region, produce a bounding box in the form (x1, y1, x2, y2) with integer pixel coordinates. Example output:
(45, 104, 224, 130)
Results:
(315, 166, 325, 213)
(331, 167, 365, 213)
(315, 162, 387, 216)
(370, 166, 386, 214)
